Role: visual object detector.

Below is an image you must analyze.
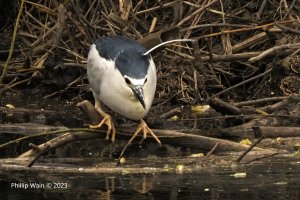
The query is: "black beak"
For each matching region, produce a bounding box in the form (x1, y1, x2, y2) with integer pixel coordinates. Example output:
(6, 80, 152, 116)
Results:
(131, 85, 145, 109)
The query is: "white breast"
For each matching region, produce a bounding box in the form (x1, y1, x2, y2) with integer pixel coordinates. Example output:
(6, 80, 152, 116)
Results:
(87, 44, 157, 120)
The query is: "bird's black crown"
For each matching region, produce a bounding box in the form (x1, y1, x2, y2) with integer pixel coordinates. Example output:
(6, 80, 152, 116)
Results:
(94, 36, 150, 79)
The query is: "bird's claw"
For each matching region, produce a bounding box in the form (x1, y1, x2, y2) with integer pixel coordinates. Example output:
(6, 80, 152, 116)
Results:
(137, 120, 161, 145)
(89, 114, 116, 142)
(118, 119, 161, 160)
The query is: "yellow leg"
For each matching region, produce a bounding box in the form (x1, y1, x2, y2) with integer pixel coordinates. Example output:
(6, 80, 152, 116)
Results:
(90, 99, 116, 142)
(118, 119, 161, 159)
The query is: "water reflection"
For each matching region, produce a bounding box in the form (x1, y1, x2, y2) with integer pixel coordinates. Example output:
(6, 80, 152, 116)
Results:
(1, 158, 300, 200)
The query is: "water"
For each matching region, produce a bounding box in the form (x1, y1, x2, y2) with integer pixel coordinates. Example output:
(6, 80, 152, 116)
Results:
(1, 157, 299, 200)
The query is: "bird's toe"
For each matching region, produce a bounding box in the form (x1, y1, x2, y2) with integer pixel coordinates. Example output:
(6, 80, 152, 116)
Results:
(89, 114, 116, 142)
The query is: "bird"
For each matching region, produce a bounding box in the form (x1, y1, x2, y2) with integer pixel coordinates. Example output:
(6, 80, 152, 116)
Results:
(87, 36, 161, 152)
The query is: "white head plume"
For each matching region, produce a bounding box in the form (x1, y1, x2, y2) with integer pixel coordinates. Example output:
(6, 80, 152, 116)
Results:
(143, 39, 195, 55)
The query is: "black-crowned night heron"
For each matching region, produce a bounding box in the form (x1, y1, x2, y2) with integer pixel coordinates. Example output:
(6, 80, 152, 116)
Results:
(87, 36, 161, 148)
(87, 36, 194, 157)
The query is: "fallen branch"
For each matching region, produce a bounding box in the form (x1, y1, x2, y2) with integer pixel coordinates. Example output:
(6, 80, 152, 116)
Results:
(0, 123, 67, 135)
(0, 100, 269, 159)
(260, 94, 300, 113)
(233, 96, 288, 107)
(249, 42, 300, 63)
(15, 126, 265, 158)
(208, 97, 242, 115)
(254, 126, 300, 138)
(0, 106, 62, 115)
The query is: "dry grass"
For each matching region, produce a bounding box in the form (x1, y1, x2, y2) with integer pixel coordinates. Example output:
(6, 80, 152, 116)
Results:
(0, 0, 300, 103)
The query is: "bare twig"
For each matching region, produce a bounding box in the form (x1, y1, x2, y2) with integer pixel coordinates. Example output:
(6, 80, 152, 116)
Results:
(236, 137, 265, 163)
(0, 0, 25, 84)
(177, 0, 218, 26)
(27, 144, 50, 167)
(233, 96, 288, 107)
(249, 43, 300, 63)
(205, 142, 219, 158)
(213, 68, 273, 97)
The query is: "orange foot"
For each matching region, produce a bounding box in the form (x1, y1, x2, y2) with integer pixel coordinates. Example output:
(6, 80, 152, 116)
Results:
(119, 119, 161, 159)
(131, 119, 161, 145)
(90, 114, 116, 142)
